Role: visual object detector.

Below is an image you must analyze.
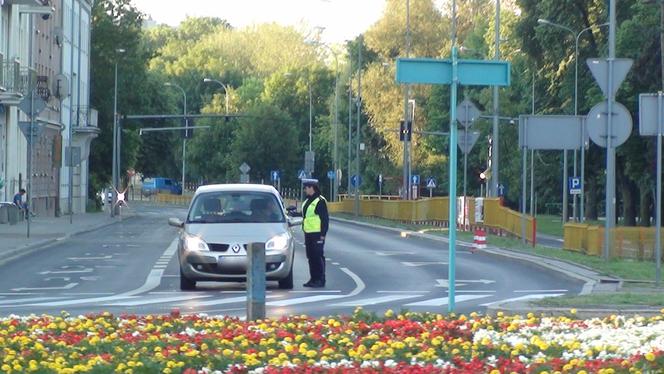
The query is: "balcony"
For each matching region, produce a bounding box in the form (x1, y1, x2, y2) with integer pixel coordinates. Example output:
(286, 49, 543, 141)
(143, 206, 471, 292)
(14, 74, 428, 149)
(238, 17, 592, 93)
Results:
(73, 106, 100, 135)
(5, 0, 50, 6)
(0, 56, 37, 105)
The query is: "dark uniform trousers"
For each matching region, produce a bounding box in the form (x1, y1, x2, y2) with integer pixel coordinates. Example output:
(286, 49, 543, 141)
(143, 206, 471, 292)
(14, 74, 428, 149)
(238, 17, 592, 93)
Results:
(304, 233, 326, 283)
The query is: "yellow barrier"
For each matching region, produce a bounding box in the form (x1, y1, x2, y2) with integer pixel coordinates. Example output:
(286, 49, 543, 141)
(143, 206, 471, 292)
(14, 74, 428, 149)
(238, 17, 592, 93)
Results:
(328, 197, 535, 242)
(154, 194, 192, 206)
(564, 224, 664, 260)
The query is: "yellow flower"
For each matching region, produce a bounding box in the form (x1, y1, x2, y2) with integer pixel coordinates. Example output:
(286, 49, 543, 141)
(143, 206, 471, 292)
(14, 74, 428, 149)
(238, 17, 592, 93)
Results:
(645, 352, 656, 362)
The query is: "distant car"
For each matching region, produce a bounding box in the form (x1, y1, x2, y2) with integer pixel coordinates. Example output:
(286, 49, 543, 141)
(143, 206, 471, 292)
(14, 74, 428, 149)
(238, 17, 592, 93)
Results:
(142, 177, 182, 196)
(168, 184, 301, 290)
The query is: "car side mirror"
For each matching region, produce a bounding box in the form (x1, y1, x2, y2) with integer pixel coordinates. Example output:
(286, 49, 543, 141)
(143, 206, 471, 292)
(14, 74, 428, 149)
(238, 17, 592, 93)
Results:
(168, 217, 184, 228)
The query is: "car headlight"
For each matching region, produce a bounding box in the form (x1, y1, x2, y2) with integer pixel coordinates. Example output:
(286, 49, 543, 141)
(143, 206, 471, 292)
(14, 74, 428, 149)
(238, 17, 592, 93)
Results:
(266, 233, 289, 250)
(183, 234, 210, 251)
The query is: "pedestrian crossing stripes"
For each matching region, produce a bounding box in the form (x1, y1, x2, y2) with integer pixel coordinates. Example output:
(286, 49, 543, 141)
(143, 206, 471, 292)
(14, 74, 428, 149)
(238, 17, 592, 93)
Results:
(405, 294, 492, 307)
(0, 291, 569, 310)
(331, 294, 423, 307)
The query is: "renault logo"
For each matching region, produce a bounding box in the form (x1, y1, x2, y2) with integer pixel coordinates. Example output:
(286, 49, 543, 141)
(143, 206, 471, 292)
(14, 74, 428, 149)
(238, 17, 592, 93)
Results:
(231, 244, 242, 253)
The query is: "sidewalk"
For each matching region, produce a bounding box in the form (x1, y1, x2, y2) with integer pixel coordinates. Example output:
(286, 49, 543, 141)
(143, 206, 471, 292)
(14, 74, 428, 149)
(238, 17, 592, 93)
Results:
(0, 210, 132, 265)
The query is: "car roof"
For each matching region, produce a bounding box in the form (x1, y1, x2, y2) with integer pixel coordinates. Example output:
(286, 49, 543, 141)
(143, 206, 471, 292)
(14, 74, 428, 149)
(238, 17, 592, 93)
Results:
(194, 184, 279, 197)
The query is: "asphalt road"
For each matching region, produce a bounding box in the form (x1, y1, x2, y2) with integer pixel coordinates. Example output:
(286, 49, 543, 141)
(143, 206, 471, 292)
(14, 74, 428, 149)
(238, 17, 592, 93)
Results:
(0, 203, 582, 318)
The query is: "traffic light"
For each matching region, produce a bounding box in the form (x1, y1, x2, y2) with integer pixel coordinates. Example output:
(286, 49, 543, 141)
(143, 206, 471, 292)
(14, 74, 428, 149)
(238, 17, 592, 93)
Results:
(400, 120, 412, 141)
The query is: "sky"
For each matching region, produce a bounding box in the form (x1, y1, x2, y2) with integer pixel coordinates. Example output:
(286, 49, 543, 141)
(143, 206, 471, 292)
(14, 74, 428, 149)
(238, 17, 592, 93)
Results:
(132, 0, 387, 44)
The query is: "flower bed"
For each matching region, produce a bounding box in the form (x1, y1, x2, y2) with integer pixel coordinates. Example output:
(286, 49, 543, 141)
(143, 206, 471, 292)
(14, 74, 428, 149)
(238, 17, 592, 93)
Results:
(0, 308, 662, 373)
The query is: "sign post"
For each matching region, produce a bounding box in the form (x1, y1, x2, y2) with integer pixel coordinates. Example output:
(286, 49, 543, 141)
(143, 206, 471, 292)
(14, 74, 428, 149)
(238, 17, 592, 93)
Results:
(246, 242, 266, 320)
(327, 170, 336, 200)
(457, 99, 481, 198)
(426, 177, 436, 198)
(397, 49, 510, 312)
(639, 92, 664, 285)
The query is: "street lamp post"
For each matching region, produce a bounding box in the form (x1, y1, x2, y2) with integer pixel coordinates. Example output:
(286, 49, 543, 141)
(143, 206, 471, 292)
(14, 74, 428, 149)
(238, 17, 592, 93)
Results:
(164, 82, 188, 192)
(111, 48, 125, 218)
(538, 19, 609, 223)
(308, 42, 340, 201)
(203, 78, 230, 113)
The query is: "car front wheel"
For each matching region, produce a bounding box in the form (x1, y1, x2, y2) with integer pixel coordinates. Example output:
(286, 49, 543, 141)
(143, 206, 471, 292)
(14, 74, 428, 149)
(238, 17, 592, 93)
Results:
(278, 265, 294, 290)
(180, 268, 196, 291)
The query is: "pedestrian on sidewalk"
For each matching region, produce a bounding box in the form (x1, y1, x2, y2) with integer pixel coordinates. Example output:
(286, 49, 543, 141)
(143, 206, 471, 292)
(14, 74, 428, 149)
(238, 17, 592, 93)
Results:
(298, 179, 329, 288)
(13, 189, 35, 219)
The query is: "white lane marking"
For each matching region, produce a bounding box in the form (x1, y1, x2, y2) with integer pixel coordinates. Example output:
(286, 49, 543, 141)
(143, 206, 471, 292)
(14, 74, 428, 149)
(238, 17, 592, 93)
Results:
(43, 277, 71, 282)
(162, 275, 179, 278)
(191, 307, 245, 314)
(181, 295, 281, 307)
(340, 267, 365, 297)
(0, 297, 66, 306)
(377, 290, 431, 293)
(267, 294, 341, 307)
(289, 290, 341, 293)
(39, 268, 94, 275)
(268, 267, 365, 307)
(405, 294, 492, 307)
(68, 256, 113, 260)
(106, 294, 210, 306)
(513, 289, 568, 293)
(0, 293, 36, 296)
(331, 294, 423, 307)
(12, 283, 78, 292)
(332, 262, 340, 265)
(401, 261, 447, 267)
(26, 239, 179, 307)
(480, 293, 564, 307)
(375, 251, 415, 256)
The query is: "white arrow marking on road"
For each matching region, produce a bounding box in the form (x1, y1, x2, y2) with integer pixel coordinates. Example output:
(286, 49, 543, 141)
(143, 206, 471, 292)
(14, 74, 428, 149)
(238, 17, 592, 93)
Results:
(43, 277, 71, 282)
(435, 279, 495, 287)
(401, 261, 448, 267)
(12, 283, 78, 292)
(68, 256, 113, 261)
(80, 276, 100, 281)
(331, 294, 424, 307)
(39, 268, 93, 275)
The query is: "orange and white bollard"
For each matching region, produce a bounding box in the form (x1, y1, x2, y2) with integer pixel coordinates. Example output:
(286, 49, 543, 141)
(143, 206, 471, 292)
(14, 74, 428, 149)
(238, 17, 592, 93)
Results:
(473, 228, 487, 252)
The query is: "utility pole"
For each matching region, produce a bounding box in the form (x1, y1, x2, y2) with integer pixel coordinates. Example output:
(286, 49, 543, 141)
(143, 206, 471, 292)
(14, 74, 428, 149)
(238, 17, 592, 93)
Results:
(491, 0, 501, 196)
(354, 36, 363, 216)
(604, 0, 617, 260)
(402, 0, 412, 200)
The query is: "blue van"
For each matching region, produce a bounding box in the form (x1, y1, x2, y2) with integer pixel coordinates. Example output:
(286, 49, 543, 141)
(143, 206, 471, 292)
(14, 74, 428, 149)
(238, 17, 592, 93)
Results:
(141, 177, 182, 196)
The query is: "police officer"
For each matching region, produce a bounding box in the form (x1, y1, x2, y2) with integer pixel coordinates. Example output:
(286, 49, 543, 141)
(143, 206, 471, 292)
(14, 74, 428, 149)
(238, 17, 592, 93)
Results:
(301, 179, 329, 288)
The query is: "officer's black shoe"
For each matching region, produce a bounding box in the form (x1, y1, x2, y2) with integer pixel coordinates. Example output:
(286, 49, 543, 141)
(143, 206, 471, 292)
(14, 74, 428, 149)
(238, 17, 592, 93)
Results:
(309, 280, 325, 288)
(303, 280, 315, 287)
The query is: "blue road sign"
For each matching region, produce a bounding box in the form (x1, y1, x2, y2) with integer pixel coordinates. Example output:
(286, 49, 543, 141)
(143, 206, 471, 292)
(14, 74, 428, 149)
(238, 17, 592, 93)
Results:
(327, 170, 336, 180)
(351, 175, 362, 187)
(298, 170, 307, 180)
(271, 170, 280, 181)
(497, 183, 508, 197)
(569, 177, 582, 195)
(412, 175, 420, 185)
(396, 58, 510, 87)
(426, 177, 437, 189)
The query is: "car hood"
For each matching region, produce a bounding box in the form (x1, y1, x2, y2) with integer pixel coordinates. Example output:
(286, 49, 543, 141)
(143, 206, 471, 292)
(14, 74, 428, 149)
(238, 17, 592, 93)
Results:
(185, 222, 289, 244)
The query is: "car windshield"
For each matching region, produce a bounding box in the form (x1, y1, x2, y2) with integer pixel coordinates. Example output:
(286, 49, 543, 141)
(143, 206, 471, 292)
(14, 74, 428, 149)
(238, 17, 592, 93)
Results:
(187, 191, 285, 224)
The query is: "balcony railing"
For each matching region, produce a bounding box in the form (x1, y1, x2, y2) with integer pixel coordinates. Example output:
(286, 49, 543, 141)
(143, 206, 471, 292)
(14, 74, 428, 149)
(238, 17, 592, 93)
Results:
(74, 106, 99, 128)
(0, 60, 37, 98)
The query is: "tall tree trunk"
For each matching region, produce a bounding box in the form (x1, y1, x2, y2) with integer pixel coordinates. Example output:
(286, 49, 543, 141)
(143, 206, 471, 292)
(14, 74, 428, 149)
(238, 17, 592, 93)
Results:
(639, 183, 652, 227)
(586, 178, 598, 220)
(621, 178, 637, 226)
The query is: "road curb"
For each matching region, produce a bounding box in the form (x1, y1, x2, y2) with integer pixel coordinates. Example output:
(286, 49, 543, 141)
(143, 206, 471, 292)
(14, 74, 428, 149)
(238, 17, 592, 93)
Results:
(486, 301, 663, 318)
(331, 216, 602, 295)
(0, 214, 137, 267)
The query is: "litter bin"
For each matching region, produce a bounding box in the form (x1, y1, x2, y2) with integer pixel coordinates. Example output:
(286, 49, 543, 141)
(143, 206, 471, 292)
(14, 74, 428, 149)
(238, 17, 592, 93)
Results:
(0, 203, 9, 224)
(6, 204, 19, 225)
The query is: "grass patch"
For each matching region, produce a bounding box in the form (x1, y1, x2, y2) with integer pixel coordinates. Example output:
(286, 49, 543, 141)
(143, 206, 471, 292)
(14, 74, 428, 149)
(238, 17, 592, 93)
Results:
(535, 215, 564, 237)
(535, 292, 664, 307)
(333, 213, 658, 281)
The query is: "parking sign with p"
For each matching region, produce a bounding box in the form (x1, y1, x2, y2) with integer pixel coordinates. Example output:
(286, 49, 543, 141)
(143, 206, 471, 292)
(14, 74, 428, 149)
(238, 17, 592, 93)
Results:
(569, 177, 582, 195)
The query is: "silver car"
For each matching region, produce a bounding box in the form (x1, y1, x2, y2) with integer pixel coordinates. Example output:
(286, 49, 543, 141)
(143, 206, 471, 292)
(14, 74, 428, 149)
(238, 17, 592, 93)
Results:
(168, 184, 300, 290)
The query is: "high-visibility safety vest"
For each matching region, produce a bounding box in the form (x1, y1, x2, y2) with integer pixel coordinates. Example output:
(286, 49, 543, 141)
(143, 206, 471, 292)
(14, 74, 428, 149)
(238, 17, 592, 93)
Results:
(302, 196, 325, 233)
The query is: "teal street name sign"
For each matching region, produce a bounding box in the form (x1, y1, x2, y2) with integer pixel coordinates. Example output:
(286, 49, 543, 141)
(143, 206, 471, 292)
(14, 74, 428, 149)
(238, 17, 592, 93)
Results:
(396, 58, 511, 87)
